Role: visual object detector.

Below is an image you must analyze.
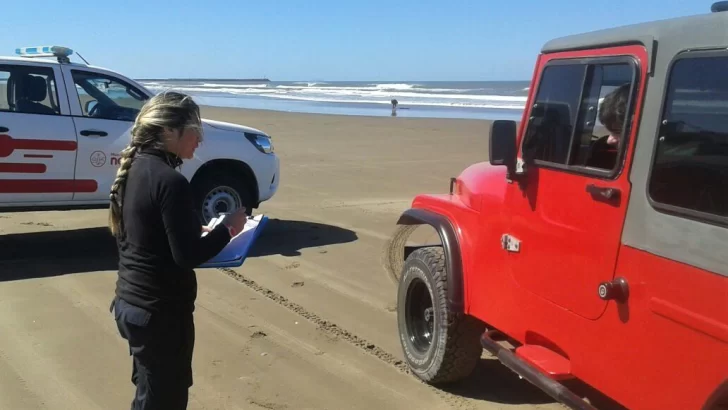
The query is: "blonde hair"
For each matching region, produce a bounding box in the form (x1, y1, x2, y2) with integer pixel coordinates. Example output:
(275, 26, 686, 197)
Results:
(108, 91, 203, 237)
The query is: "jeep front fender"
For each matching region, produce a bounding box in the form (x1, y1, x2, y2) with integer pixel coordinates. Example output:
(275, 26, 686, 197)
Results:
(392, 208, 464, 314)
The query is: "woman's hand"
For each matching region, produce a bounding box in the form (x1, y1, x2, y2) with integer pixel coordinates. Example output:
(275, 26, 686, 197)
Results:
(223, 207, 248, 236)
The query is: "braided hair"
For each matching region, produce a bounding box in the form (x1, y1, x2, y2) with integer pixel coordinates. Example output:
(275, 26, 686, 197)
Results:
(108, 91, 202, 237)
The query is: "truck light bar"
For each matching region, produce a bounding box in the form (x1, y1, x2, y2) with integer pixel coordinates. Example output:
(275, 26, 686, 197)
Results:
(15, 46, 74, 63)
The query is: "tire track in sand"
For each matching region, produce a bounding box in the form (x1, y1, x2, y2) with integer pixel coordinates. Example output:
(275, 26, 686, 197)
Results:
(0, 345, 46, 409)
(218, 267, 476, 410)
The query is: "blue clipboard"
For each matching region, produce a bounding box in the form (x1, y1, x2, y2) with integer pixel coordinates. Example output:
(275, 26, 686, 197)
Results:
(199, 215, 269, 268)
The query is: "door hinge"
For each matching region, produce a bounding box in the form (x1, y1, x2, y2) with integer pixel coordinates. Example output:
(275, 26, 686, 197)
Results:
(515, 158, 526, 175)
(501, 234, 521, 253)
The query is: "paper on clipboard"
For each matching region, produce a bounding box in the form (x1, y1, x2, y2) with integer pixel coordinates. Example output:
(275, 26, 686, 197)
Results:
(199, 214, 268, 268)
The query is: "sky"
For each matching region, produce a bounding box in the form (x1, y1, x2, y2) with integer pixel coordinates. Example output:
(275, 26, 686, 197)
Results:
(0, 0, 710, 81)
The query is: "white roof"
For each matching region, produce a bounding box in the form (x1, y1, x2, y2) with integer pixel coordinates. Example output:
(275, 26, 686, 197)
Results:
(0, 55, 121, 76)
(0, 55, 93, 66)
(0, 55, 62, 64)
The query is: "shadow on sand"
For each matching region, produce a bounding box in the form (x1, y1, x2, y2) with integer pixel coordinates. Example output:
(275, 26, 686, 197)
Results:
(0, 227, 119, 281)
(0, 219, 357, 282)
(435, 356, 627, 409)
(249, 218, 358, 257)
(439, 356, 556, 405)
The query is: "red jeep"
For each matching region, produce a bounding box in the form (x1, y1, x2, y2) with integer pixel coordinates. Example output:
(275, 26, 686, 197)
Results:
(388, 4, 728, 410)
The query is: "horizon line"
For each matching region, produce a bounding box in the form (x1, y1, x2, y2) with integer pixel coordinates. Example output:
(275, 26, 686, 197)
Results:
(133, 78, 532, 82)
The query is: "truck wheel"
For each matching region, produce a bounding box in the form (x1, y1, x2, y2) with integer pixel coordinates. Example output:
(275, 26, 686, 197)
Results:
(192, 172, 254, 224)
(397, 246, 485, 385)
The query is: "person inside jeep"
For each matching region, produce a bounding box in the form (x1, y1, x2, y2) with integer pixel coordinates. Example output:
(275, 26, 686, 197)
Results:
(585, 83, 630, 169)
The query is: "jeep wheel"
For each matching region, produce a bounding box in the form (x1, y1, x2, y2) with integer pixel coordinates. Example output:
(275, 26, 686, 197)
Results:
(397, 246, 485, 385)
(192, 172, 254, 224)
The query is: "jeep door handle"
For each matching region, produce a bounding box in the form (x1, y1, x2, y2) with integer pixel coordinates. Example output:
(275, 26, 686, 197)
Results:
(598, 277, 629, 302)
(0, 126, 9, 133)
(80, 129, 108, 137)
(586, 184, 620, 201)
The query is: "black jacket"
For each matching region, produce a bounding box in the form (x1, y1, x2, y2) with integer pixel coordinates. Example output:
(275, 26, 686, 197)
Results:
(114, 148, 231, 314)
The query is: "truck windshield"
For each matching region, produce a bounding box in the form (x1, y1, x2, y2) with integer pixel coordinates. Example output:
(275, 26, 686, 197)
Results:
(71, 70, 148, 122)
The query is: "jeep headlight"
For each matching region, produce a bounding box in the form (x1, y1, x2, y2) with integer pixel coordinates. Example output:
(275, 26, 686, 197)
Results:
(245, 132, 274, 154)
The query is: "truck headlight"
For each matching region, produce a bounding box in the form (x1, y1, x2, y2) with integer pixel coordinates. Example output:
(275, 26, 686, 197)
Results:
(245, 132, 274, 154)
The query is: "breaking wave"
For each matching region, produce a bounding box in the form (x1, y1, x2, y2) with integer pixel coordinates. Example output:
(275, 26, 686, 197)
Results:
(141, 81, 529, 110)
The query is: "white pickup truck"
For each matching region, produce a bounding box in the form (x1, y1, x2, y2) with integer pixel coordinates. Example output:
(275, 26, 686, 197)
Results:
(0, 46, 279, 223)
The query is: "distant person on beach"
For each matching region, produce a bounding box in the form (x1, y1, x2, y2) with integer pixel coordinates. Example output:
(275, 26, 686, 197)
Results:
(391, 99, 398, 116)
(108, 91, 247, 409)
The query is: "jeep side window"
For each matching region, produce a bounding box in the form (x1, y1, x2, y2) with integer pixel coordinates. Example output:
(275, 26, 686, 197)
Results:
(522, 64, 583, 165)
(649, 54, 728, 221)
(576, 64, 634, 170)
(71, 70, 148, 122)
(0, 65, 61, 116)
(522, 60, 636, 175)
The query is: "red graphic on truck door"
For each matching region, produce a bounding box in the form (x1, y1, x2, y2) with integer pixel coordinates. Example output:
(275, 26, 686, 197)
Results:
(0, 163, 47, 173)
(0, 133, 98, 193)
(0, 134, 77, 158)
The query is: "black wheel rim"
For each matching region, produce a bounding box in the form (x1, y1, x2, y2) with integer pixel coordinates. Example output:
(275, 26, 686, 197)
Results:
(405, 277, 434, 355)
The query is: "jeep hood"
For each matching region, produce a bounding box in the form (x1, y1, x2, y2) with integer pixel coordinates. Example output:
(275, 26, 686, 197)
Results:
(202, 119, 267, 136)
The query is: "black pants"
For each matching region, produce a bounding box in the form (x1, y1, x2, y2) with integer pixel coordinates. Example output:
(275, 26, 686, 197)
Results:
(112, 297, 195, 410)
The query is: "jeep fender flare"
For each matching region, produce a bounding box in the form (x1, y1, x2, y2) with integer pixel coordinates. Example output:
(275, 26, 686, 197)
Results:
(702, 378, 728, 410)
(394, 208, 464, 314)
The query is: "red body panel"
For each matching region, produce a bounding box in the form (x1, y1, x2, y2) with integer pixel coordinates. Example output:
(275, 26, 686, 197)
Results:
(507, 162, 631, 320)
(408, 44, 728, 410)
(577, 246, 728, 410)
(412, 162, 510, 314)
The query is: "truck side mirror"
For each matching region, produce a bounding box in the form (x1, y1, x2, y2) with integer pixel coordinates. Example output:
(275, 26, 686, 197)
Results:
(489, 120, 518, 177)
(85, 100, 97, 114)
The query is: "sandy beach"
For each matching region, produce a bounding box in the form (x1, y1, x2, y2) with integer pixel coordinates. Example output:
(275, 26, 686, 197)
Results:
(0, 106, 562, 410)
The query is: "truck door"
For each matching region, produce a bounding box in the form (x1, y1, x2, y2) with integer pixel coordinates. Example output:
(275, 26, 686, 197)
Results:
(0, 62, 79, 203)
(60, 66, 148, 202)
(504, 46, 648, 320)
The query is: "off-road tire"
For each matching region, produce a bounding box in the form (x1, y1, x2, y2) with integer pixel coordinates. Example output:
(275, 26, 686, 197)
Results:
(397, 246, 485, 385)
(192, 171, 254, 224)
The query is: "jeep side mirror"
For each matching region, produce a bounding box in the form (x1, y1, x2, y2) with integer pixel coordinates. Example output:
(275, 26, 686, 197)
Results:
(489, 120, 518, 177)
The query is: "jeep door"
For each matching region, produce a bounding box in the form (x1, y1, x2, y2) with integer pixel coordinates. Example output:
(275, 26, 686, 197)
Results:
(504, 45, 648, 320)
(0, 61, 79, 204)
(61, 66, 149, 202)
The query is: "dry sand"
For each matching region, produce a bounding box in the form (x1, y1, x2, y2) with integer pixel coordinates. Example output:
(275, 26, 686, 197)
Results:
(0, 107, 564, 410)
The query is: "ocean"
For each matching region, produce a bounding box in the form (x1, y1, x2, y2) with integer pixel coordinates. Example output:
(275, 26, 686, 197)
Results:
(138, 80, 530, 121)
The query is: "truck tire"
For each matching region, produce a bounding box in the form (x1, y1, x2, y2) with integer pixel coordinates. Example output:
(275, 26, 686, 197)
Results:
(397, 246, 485, 385)
(192, 171, 254, 224)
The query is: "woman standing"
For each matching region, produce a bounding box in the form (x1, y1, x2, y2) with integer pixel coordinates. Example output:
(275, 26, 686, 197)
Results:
(108, 91, 247, 409)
